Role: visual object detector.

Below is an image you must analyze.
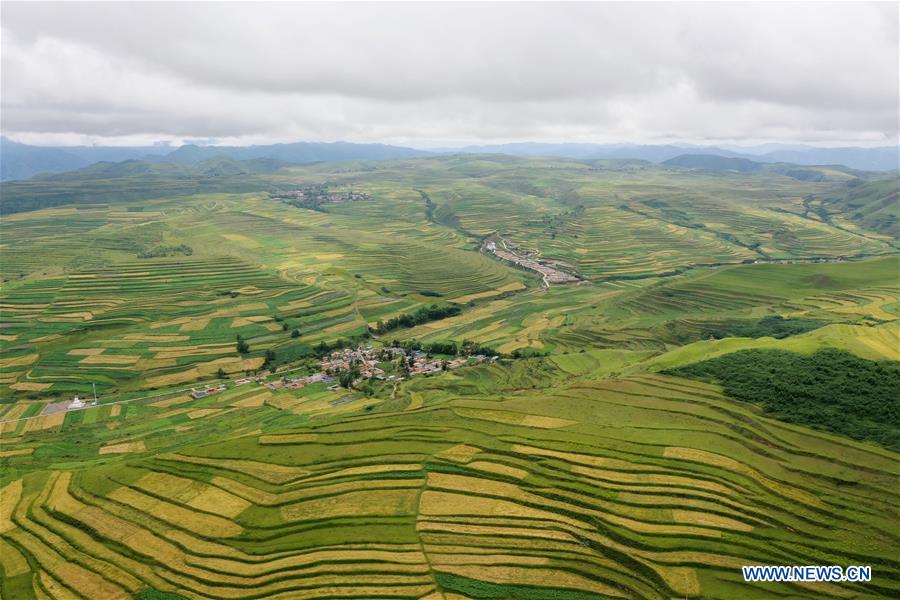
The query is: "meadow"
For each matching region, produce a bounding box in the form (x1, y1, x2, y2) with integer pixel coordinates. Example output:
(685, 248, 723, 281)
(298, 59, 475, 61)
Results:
(1, 155, 898, 599)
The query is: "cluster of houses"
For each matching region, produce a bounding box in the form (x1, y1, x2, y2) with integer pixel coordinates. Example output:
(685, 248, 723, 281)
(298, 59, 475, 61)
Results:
(223, 345, 495, 393)
(485, 239, 580, 286)
(266, 372, 335, 391)
(328, 191, 371, 203)
(321, 345, 493, 386)
(54, 344, 496, 417)
(321, 346, 391, 379)
(190, 384, 226, 399)
(271, 190, 309, 200)
(270, 189, 370, 204)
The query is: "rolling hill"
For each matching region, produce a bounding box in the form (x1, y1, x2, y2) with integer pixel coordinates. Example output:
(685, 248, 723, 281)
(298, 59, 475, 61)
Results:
(1, 154, 898, 600)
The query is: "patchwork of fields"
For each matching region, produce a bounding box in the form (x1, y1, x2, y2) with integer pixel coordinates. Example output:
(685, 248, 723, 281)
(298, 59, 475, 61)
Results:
(1, 156, 898, 599)
(2, 368, 898, 599)
(0, 192, 529, 400)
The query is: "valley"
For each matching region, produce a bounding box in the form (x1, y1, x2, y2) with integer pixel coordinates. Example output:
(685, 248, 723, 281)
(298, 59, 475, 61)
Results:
(1, 155, 898, 600)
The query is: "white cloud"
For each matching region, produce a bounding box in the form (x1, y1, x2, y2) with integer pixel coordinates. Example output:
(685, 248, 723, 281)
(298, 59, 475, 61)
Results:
(1, 2, 897, 147)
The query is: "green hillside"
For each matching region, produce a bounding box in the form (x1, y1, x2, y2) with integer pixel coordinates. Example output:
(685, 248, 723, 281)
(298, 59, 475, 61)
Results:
(1, 155, 898, 599)
(819, 177, 900, 240)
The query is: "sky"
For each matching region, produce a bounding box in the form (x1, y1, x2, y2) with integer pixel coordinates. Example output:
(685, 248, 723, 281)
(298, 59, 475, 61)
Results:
(1, 1, 898, 148)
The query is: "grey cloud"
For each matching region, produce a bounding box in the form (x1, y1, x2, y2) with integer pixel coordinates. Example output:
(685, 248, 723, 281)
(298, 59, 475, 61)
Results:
(1, 2, 897, 146)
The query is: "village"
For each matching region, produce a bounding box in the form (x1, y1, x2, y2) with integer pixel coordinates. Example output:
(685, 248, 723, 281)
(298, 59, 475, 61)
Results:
(189, 344, 495, 399)
(270, 186, 371, 210)
(485, 238, 580, 286)
(40, 344, 496, 415)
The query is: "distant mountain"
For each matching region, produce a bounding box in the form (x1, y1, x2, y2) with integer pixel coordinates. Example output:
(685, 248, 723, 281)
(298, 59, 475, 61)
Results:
(437, 142, 898, 172)
(0, 137, 170, 181)
(0, 139, 84, 181)
(159, 141, 430, 165)
(49, 156, 291, 180)
(0, 138, 429, 181)
(3, 137, 896, 182)
(661, 153, 873, 183)
(754, 146, 898, 172)
(0, 156, 298, 215)
(662, 154, 764, 173)
(434, 143, 722, 163)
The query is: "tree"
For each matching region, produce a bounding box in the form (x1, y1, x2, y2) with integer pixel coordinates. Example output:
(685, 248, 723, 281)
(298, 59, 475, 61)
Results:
(291, 329, 301, 338)
(338, 370, 355, 388)
(263, 349, 277, 369)
(217, 368, 226, 379)
(282, 322, 289, 331)
(236, 335, 250, 354)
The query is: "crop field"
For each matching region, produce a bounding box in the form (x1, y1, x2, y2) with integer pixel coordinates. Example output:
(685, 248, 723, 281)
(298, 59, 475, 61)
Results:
(2, 367, 898, 600)
(0, 190, 530, 399)
(1, 155, 898, 599)
(394, 160, 897, 280)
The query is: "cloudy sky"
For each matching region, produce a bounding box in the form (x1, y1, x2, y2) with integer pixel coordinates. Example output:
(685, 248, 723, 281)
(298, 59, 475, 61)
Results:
(2, 2, 897, 148)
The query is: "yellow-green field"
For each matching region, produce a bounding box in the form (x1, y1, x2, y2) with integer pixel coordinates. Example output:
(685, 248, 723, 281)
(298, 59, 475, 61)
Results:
(1, 155, 898, 599)
(2, 366, 898, 599)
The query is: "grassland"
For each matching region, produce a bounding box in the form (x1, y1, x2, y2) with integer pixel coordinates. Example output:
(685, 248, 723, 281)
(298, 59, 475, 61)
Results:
(1, 155, 898, 599)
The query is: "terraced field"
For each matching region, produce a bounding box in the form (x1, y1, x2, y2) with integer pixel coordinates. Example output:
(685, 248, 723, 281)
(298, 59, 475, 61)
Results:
(1, 155, 898, 599)
(0, 253, 353, 398)
(401, 160, 896, 280)
(2, 368, 898, 599)
(0, 190, 529, 399)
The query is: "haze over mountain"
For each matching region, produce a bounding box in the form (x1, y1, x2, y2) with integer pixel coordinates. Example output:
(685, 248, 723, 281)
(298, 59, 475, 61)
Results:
(0, 137, 430, 181)
(2, 137, 897, 181)
(432, 142, 900, 171)
(0, 137, 172, 182)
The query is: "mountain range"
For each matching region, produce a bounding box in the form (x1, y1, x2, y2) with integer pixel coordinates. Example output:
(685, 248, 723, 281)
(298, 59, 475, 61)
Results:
(0, 138, 427, 181)
(1, 136, 897, 181)
(440, 142, 899, 171)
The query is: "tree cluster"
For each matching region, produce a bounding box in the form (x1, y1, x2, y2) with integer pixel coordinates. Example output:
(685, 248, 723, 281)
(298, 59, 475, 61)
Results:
(137, 244, 193, 258)
(374, 304, 461, 334)
(666, 348, 900, 450)
(388, 338, 499, 358)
